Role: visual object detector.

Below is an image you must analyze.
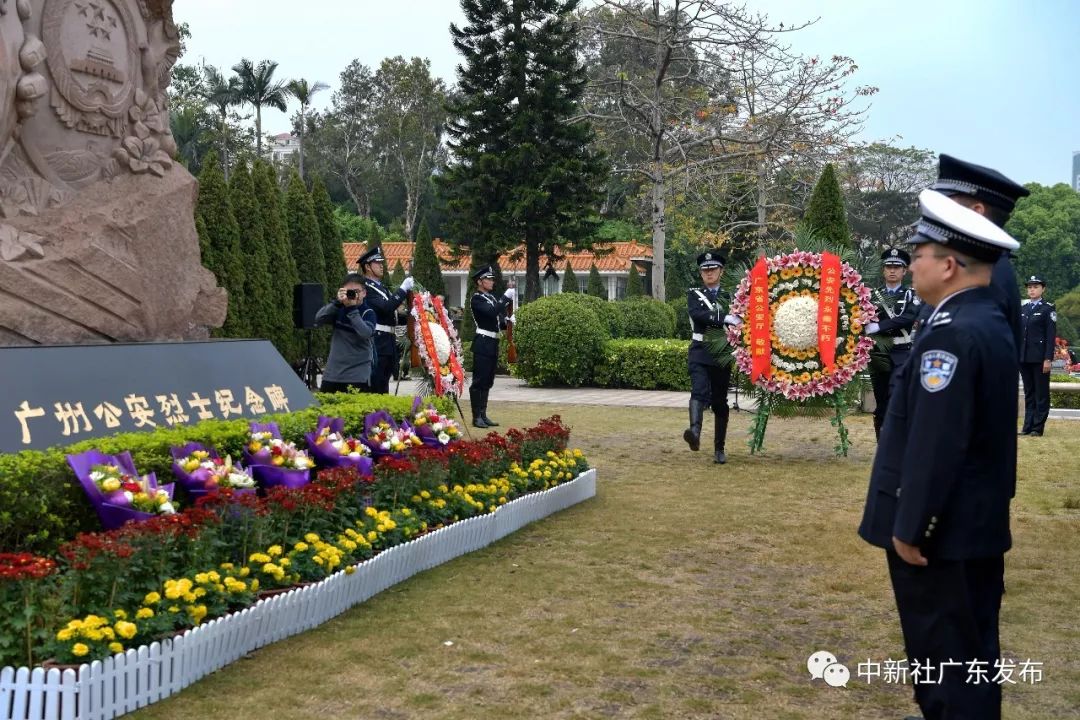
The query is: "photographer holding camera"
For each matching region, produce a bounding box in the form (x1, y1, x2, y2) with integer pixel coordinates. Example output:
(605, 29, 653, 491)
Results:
(314, 273, 377, 393)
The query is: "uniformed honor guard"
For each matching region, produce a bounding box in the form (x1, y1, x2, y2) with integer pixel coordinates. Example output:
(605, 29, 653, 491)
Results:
(1019, 275, 1056, 436)
(684, 250, 739, 464)
(865, 248, 919, 440)
(469, 265, 514, 428)
(859, 189, 1020, 720)
(357, 246, 414, 394)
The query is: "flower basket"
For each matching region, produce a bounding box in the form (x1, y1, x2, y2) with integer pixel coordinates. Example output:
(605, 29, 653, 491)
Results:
(305, 416, 374, 475)
(169, 442, 256, 500)
(408, 398, 462, 448)
(243, 422, 313, 490)
(66, 450, 177, 530)
(361, 410, 423, 459)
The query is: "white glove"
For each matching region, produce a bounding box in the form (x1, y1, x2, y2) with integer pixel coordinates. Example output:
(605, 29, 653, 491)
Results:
(509, 314, 516, 324)
(723, 314, 742, 326)
(503, 287, 516, 300)
(399, 276, 415, 292)
(864, 322, 880, 335)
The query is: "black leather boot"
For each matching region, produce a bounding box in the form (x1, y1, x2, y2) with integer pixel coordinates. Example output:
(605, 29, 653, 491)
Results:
(480, 389, 499, 426)
(470, 388, 488, 428)
(713, 404, 729, 464)
(683, 399, 705, 451)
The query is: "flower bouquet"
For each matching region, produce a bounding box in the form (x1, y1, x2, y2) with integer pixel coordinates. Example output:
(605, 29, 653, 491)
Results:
(409, 291, 466, 397)
(243, 422, 312, 490)
(408, 397, 462, 447)
(66, 450, 177, 530)
(170, 442, 256, 500)
(305, 416, 374, 475)
(362, 410, 423, 458)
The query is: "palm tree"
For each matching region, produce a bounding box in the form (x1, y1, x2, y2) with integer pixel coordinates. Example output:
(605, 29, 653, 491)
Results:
(231, 58, 292, 157)
(169, 106, 211, 174)
(201, 64, 239, 178)
(286, 78, 329, 179)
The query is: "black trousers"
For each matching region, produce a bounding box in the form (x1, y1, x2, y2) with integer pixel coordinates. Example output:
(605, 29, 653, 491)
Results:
(370, 354, 395, 394)
(887, 551, 1004, 720)
(472, 351, 497, 392)
(1019, 362, 1050, 433)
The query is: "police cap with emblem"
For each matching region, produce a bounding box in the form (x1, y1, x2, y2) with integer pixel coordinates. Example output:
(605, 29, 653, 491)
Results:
(472, 265, 496, 282)
(357, 245, 386, 267)
(881, 248, 910, 267)
(931, 154, 1030, 214)
(1024, 275, 1046, 286)
(906, 189, 1020, 262)
(696, 249, 726, 270)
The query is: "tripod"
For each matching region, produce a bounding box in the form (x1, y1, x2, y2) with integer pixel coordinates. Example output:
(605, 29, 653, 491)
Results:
(296, 329, 322, 390)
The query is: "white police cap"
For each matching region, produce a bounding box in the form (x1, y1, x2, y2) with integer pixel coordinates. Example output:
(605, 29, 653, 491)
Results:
(906, 189, 1020, 262)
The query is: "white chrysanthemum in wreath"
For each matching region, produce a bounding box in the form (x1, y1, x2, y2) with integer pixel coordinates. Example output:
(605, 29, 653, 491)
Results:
(773, 295, 819, 350)
(428, 321, 452, 365)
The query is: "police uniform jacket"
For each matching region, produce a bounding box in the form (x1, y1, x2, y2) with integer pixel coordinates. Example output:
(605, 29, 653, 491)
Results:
(991, 255, 1023, 357)
(1019, 298, 1057, 364)
(687, 286, 729, 366)
(858, 286, 1017, 560)
(471, 291, 511, 358)
(362, 279, 408, 357)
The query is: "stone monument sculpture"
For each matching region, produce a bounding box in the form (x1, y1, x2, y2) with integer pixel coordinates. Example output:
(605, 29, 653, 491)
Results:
(0, 0, 225, 345)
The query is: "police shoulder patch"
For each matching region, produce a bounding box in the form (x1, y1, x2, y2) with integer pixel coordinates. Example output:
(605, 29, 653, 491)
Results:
(1051, 311, 1058, 322)
(920, 349, 959, 393)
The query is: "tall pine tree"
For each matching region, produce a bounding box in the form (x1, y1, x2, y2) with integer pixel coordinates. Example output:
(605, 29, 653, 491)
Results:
(587, 263, 606, 299)
(626, 263, 644, 297)
(196, 151, 247, 337)
(440, 0, 607, 302)
(561, 263, 579, 293)
(412, 218, 447, 297)
(803, 163, 851, 248)
(389, 260, 406, 288)
(253, 159, 300, 360)
(311, 176, 348, 288)
(229, 163, 274, 340)
(284, 169, 327, 293)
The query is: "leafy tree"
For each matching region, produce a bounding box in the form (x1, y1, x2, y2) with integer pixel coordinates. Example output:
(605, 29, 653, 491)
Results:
(1007, 183, 1080, 300)
(311, 176, 348, 289)
(232, 58, 292, 156)
(412, 218, 447, 297)
(440, 0, 607, 302)
(803, 163, 851, 248)
(200, 65, 241, 178)
(229, 163, 274, 340)
(561, 263, 579, 293)
(169, 106, 214, 174)
(287, 78, 329, 179)
(195, 151, 247, 337)
(284, 169, 327, 292)
(1055, 286, 1080, 329)
(389, 260, 406, 288)
(253, 159, 301, 359)
(841, 142, 935, 249)
(587, 263, 606, 299)
(373, 57, 448, 240)
(1057, 313, 1079, 345)
(625, 263, 644, 297)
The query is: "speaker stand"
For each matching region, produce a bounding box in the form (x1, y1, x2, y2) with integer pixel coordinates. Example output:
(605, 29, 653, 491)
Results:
(297, 329, 322, 391)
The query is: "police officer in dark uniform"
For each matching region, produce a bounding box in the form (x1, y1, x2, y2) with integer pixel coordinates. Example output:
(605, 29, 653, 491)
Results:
(865, 248, 919, 440)
(469, 265, 514, 428)
(684, 250, 738, 464)
(859, 189, 1020, 720)
(1019, 275, 1056, 436)
(357, 246, 414, 394)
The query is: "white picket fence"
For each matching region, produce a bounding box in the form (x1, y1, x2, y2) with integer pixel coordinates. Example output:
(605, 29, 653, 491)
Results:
(0, 469, 597, 720)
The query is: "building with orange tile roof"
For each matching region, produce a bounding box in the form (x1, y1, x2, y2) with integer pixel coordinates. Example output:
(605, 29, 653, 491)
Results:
(342, 240, 653, 306)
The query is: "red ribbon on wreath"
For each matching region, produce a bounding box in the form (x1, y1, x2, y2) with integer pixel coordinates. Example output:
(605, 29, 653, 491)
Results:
(412, 294, 445, 395)
(749, 256, 772, 382)
(431, 295, 465, 394)
(817, 252, 841, 372)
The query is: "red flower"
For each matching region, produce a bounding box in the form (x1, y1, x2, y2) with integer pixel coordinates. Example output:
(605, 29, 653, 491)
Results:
(0, 553, 58, 581)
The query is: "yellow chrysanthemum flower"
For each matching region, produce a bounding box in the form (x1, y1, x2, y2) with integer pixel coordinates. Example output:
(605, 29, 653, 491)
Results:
(71, 643, 90, 657)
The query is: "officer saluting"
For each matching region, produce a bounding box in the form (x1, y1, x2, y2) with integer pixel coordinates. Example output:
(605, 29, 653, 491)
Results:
(357, 245, 414, 394)
(864, 248, 919, 440)
(469, 265, 514, 428)
(684, 249, 739, 464)
(859, 190, 1020, 720)
(1019, 275, 1056, 436)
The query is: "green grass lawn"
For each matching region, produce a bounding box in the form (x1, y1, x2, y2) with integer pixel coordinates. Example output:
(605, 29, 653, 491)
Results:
(130, 403, 1080, 720)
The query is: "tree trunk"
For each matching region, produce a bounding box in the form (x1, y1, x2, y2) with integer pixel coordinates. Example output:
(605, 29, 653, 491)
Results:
(298, 107, 306, 180)
(651, 173, 666, 301)
(649, 0, 666, 302)
(525, 232, 541, 303)
(255, 105, 263, 157)
(343, 179, 367, 219)
(756, 167, 769, 251)
(220, 111, 230, 181)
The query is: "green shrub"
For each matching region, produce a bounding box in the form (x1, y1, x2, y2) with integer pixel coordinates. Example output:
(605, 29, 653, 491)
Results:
(617, 297, 676, 338)
(668, 295, 692, 340)
(550, 293, 622, 338)
(593, 339, 691, 391)
(0, 394, 454, 554)
(1050, 373, 1080, 409)
(515, 294, 607, 386)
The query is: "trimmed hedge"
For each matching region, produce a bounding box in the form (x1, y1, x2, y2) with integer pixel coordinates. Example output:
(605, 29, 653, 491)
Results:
(593, 339, 691, 391)
(514, 294, 608, 386)
(668, 295, 692, 340)
(617, 297, 676, 339)
(1050, 374, 1080, 409)
(0, 393, 455, 554)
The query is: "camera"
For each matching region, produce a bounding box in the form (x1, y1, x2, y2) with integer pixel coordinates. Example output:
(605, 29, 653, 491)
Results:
(345, 289, 358, 299)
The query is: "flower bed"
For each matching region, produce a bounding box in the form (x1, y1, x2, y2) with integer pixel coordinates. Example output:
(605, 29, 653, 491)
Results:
(0, 416, 585, 671)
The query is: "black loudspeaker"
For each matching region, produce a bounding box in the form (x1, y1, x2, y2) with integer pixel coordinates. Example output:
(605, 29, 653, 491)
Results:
(293, 283, 324, 329)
